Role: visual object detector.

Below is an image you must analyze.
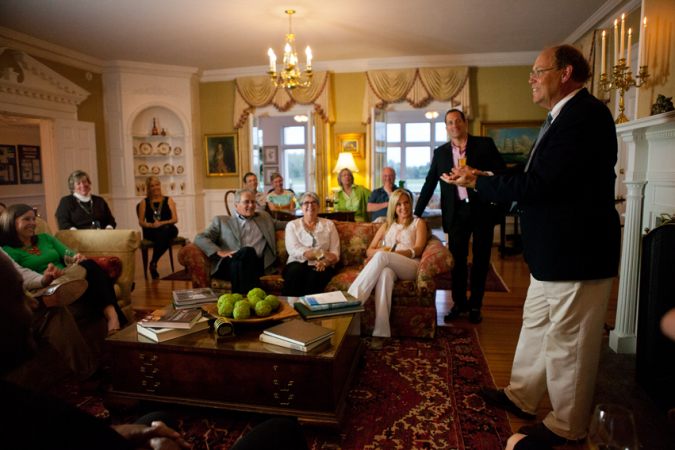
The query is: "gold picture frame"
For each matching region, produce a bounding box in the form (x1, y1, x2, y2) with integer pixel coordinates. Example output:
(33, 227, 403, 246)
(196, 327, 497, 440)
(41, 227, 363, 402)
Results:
(205, 133, 238, 177)
(336, 132, 365, 159)
(480, 120, 544, 166)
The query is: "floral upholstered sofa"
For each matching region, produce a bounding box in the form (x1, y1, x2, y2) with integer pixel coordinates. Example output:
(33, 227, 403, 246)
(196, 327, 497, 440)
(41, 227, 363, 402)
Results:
(178, 220, 454, 338)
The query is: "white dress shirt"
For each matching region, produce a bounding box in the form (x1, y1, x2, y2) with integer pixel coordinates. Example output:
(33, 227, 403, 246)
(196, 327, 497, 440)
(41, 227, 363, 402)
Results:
(285, 217, 340, 266)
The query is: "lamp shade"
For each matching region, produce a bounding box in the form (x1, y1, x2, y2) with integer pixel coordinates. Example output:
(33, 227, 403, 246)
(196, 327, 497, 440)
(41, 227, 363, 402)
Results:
(333, 152, 359, 173)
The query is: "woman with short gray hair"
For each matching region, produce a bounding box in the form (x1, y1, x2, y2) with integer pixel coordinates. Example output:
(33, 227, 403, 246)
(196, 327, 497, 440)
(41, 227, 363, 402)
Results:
(55, 170, 116, 230)
(283, 191, 340, 297)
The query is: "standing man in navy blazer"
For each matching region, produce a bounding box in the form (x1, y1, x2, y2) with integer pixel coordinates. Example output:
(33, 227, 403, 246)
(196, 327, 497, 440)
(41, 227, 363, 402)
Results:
(195, 189, 287, 294)
(445, 45, 620, 447)
(414, 109, 506, 324)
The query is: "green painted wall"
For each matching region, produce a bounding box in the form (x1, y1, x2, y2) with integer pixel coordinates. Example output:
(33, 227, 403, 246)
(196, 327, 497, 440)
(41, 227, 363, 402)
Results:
(199, 80, 238, 190)
(34, 57, 108, 193)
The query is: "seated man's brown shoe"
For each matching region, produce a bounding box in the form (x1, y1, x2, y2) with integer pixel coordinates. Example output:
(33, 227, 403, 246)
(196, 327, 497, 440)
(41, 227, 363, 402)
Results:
(34, 279, 88, 308)
(478, 386, 536, 420)
(519, 422, 585, 446)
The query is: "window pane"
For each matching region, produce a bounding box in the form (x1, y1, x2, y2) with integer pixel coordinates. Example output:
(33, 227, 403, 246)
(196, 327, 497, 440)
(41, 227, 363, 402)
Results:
(435, 122, 447, 142)
(387, 123, 401, 143)
(284, 148, 305, 193)
(386, 147, 401, 176)
(283, 126, 305, 145)
(252, 126, 259, 147)
(405, 146, 431, 192)
(405, 123, 430, 142)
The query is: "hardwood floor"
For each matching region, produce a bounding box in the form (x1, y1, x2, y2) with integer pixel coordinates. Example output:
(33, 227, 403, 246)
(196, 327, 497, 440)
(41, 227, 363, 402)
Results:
(130, 243, 620, 446)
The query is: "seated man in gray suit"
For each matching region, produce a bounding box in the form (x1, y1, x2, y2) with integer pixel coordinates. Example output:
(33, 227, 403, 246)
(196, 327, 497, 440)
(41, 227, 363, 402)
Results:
(195, 189, 287, 294)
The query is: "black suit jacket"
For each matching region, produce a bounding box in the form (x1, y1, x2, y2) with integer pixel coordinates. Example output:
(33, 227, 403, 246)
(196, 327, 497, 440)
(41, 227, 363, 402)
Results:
(414, 134, 507, 231)
(476, 88, 621, 281)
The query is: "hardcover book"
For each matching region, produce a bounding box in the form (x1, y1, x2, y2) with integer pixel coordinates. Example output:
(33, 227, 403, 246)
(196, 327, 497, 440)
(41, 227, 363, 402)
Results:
(263, 320, 334, 346)
(293, 302, 364, 320)
(259, 333, 332, 352)
(172, 288, 218, 304)
(300, 291, 361, 311)
(136, 317, 210, 343)
(139, 309, 202, 329)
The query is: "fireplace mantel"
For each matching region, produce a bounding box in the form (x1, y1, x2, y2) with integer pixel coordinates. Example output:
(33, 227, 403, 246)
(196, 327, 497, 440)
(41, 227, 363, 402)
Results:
(611, 110, 675, 354)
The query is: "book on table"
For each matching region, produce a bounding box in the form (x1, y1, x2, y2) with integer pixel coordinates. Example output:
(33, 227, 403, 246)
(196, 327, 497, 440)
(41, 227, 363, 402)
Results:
(172, 288, 219, 305)
(263, 320, 334, 346)
(139, 309, 203, 329)
(136, 317, 210, 343)
(293, 301, 364, 320)
(259, 333, 332, 352)
(300, 291, 361, 311)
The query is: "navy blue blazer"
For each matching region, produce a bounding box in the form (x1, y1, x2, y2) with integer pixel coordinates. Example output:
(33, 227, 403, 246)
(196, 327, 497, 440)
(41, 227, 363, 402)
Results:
(414, 134, 506, 231)
(476, 88, 621, 281)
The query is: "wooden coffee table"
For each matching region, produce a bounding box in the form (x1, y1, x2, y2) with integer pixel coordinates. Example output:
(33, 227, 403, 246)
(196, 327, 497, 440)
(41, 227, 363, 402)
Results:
(106, 299, 364, 429)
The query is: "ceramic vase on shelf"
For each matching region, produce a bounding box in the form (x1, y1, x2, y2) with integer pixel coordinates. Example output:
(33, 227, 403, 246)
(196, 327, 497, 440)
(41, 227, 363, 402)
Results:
(151, 118, 159, 136)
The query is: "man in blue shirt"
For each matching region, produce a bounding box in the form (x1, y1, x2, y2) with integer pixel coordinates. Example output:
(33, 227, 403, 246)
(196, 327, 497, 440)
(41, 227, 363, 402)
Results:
(368, 167, 407, 221)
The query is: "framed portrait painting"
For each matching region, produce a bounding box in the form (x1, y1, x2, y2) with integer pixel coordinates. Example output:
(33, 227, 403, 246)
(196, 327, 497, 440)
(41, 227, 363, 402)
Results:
(480, 120, 544, 166)
(263, 166, 279, 186)
(205, 133, 238, 177)
(336, 132, 365, 158)
(262, 145, 278, 165)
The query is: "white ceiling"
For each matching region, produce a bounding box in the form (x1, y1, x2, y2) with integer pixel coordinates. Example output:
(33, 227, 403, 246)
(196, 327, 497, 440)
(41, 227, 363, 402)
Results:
(0, 0, 635, 73)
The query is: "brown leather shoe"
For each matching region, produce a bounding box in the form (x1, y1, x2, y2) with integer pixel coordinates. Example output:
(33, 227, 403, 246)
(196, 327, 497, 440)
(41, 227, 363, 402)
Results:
(34, 279, 88, 308)
(519, 422, 585, 446)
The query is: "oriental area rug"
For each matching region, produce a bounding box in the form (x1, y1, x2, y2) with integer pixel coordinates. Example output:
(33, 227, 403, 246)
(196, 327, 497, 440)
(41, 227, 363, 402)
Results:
(435, 263, 510, 293)
(49, 326, 512, 450)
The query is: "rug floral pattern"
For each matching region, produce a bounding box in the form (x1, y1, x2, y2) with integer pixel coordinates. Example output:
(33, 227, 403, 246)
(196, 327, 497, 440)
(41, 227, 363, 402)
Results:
(49, 326, 511, 449)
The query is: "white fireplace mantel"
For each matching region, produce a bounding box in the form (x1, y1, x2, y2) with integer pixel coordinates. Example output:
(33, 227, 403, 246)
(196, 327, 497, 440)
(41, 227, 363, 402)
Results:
(611, 110, 675, 354)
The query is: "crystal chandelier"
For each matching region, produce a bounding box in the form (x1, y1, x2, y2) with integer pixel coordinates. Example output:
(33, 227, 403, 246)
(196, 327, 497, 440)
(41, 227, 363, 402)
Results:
(267, 10, 313, 90)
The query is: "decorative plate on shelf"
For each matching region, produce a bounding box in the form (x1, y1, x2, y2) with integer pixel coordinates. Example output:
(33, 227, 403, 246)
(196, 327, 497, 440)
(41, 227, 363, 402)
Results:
(151, 166, 161, 175)
(157, 142, 171, 155)
(133, 146, 138, 155)
(139, 142, 153, 155)
(138, 164, 149, 175)
(176, 166, 184, 174)
(174, 147, 182, 155)
(202, 301, 298, 324)
(164, 164, 175, 175)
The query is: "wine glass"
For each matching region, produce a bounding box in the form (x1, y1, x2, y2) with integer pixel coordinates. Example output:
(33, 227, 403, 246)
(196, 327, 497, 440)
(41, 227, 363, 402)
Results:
(153, 210, 162, 223)
(64, 248, 78, 267)
(588, 404, 639, 450)
(380, 237, 391, 252)
(313, 245, 324, 261)
(91, 221, 101, 230)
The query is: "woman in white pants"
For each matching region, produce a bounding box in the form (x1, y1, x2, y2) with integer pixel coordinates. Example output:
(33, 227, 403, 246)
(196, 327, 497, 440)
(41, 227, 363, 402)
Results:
(348, 189, 427, 349)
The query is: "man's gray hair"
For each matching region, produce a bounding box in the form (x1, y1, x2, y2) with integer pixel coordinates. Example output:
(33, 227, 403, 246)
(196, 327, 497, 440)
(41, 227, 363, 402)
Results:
(299, 192, 319, 205)
(234, 189, 255, 203)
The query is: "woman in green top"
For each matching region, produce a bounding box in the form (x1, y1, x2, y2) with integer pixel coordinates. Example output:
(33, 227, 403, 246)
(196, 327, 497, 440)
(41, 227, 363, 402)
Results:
(0, 204, 126, 335)
(336, 168, 371, 222)
(267, 172, 296, 211)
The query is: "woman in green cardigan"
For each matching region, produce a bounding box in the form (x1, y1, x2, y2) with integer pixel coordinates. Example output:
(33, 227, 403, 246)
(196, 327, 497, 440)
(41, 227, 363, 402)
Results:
(0, 204, 126, 335)
(335, 168, 371, 222)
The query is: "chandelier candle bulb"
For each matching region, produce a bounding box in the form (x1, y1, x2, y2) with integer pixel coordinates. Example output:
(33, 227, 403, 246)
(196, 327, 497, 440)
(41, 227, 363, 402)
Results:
(627, 29, 632, 70)
(614, 20, 619, 66)
(620, 14, 625, 60)
(601, 31, 606, 75)
(268, 49, 276, 71)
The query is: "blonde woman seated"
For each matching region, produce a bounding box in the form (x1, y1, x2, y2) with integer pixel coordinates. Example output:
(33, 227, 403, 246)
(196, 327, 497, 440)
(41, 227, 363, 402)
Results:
(347, 189, 427, 349)
(267, 172, 296, 211)
(282, 192, 340, 297)
(137, 177, 179, 279)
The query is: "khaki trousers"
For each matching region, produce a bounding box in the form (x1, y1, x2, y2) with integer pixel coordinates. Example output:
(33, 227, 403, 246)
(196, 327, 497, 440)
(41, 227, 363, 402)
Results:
(504, 275, 613, 440)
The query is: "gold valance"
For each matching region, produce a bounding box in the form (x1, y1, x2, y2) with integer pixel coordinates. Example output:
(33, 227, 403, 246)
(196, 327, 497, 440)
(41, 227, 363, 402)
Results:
(234, 70, 334, 128)
(362, 66, 470, 124)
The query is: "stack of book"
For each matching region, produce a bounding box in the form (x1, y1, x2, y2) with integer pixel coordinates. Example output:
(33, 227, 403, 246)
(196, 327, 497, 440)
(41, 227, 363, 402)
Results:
(137, 309, 210, 342)
(172, 288, 219, 310)
(260, 320, 335, 352)
(293, 291, 364, 320)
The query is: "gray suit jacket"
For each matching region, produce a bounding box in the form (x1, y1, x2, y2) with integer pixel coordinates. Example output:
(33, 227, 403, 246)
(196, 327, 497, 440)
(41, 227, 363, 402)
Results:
(194, 212, 287, 276)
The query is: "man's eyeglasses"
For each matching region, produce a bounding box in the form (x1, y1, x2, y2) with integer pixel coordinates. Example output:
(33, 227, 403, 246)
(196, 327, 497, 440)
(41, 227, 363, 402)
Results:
(529, 68, 556, 79)
(302, 201, 318, 206)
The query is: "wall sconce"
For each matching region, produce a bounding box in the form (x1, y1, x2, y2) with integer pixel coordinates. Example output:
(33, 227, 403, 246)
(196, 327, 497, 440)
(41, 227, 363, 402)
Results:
(294, 114, 308, 122)
(333, 152, 359, 173)
(425, 111, 439, 119)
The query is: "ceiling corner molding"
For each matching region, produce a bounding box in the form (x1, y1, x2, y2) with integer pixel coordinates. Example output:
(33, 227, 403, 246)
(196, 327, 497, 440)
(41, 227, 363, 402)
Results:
(0, 26, 103, 73)
(200, 51, 540, 82)
(564, 0, 642, 44)
(102, 60, 200, 78)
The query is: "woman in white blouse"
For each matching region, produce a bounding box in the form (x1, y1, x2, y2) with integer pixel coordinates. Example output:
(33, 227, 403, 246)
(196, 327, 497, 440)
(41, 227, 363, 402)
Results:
(348, 189, 427, 349)
(282, 192, 341, 297)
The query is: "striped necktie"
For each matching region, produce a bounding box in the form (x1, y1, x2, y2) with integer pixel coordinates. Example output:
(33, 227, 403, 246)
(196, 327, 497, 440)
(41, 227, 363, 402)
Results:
(524, 113, 553, 172)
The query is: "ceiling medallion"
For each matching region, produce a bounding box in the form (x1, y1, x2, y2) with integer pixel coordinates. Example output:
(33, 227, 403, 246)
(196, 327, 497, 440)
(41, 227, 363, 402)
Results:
(267, 10, 313, 90)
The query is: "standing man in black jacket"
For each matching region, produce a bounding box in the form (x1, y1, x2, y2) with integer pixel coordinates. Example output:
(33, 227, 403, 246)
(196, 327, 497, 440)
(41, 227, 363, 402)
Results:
(444, 45, 621, 447)
(414, 109, 506, 324)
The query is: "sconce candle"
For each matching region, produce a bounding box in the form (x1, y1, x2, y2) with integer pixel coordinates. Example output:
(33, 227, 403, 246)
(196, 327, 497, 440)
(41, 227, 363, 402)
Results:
(640, 18, 647, 67)
(627, 29, 632, 70)
(614, 20, 619, 65)
(601, 31, 606, 75)
(620, 14, 625, 60)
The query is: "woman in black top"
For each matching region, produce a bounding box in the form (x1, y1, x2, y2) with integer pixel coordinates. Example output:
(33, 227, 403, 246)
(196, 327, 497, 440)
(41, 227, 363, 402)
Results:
(137, 177, 178, 279)
(55, 170, 116, 230)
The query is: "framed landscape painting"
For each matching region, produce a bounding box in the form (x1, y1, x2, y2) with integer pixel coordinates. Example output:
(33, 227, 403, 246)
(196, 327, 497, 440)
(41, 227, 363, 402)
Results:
(480, 120, 543, 166)
(205, 134, 238, 177)
(336, 132, 365, 158)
